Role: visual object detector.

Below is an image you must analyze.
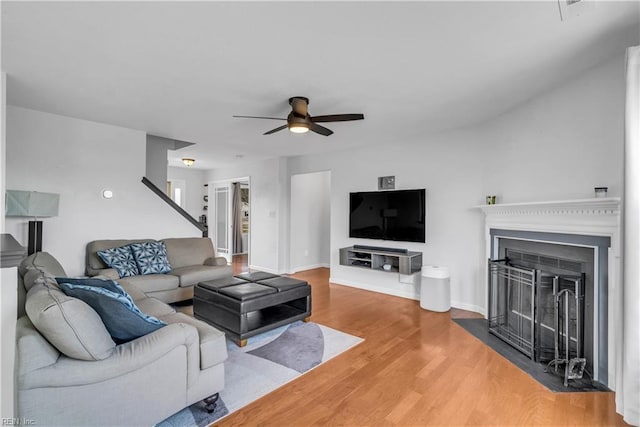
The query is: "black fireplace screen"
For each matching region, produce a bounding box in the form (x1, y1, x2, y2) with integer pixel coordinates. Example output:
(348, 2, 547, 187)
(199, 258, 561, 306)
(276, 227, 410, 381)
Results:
(488, 259, 585, 370)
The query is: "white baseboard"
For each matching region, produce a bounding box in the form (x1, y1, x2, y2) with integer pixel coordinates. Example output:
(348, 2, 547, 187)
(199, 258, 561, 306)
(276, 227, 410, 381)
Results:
(329, 276, 486, 315)
(248, 264, 281, 275)
(249, 264, 331, 275)
(290, 263, 330, 274)
(451, 301, 486, 316)
(329, 275, 420, 301)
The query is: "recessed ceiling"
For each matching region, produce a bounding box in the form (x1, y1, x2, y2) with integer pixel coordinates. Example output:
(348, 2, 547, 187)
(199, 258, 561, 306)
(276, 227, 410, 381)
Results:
(2, 1, 639, 169)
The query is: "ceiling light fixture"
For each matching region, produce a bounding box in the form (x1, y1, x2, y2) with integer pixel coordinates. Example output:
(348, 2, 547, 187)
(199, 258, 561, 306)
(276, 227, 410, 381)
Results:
(182, 158, 195, 166)
(288, 123, 309, 134)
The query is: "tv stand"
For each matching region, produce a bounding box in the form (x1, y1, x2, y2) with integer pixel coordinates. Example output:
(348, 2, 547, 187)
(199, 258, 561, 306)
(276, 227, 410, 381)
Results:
(339, 246, 422, 274)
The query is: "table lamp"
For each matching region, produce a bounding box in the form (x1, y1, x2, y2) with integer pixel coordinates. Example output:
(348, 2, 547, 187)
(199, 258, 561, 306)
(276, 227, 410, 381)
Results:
(5, 190, 60, 255)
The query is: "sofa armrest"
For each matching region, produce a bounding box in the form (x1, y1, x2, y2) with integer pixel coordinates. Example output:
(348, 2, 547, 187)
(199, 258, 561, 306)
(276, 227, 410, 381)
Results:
(19, 323, 200, 389)
(204, 257, 228, 267)
(88, 268, 119, 280)
(116, 281, 147, 301)
(16, 316, 60, 376)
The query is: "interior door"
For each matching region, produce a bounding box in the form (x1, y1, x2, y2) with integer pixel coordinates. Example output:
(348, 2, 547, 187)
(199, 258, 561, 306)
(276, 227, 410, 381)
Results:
(212, 182, 232, 262)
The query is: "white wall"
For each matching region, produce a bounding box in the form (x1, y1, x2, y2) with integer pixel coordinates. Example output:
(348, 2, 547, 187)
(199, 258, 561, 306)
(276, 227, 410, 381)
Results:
(5, 107, 200, 276)
(285, 52, 626, 313)
(290, 170, 331, 272)
(1, 72, 6, 233)
(479, 53, 625, 202)
(199, 51, 625, 313)
(288, 129, 486, 310)
(0, 70, 15, 419)
(206, 157, 284, 273)
(167, 166, 207, 219)
(145, 135, 171, 189)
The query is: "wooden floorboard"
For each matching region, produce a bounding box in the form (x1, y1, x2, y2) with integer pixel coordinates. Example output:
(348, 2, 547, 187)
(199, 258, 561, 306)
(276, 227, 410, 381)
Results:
(215, 263, 626, 426)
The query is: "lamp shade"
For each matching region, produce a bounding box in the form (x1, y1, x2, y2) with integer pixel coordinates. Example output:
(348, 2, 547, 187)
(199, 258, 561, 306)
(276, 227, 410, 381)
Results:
(5, 190, 60, 217)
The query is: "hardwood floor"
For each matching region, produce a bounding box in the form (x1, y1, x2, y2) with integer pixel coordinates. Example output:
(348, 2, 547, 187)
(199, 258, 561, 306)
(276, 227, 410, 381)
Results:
(216, 261, 626, 426)
(231, 253, 249, 275)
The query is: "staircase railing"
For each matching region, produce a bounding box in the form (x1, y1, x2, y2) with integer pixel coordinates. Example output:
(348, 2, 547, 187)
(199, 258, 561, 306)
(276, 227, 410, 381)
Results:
(141, 177, 208, 237)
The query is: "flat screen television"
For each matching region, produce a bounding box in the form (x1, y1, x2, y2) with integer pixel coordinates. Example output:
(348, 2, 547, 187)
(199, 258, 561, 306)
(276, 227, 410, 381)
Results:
(349, 189, 426, 243)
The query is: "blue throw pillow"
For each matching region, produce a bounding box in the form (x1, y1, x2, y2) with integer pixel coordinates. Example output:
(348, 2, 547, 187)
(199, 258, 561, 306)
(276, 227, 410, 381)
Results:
(97, 245, 139, 278)
(56, 277, 166, 343)
(129, 241, 172, 275)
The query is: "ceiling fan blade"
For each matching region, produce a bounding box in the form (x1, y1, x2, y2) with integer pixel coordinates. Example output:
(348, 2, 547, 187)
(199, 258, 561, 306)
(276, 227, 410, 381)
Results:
(263, 124, 288, 135)
(311, 113, 364, 123)
(309, 122, 334, 136)
(233, 115, 286, 121)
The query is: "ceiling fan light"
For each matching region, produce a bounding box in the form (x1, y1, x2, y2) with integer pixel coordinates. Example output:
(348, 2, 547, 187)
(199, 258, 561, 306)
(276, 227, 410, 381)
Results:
(182, 158, 195, 166)
(289, 124, 309, 134)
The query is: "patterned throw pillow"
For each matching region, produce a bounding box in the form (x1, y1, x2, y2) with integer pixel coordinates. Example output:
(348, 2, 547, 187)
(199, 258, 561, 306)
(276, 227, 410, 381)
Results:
(129, 241, 172, 275)
(97, 245, 139, 278)
(56, 277, 166, 343)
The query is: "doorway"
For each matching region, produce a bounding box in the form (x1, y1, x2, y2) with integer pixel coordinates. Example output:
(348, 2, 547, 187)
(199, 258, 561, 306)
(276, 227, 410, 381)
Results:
(210, 178, 250, 263)
(290, 171, 331, 273)
(166, 179, 186, 207)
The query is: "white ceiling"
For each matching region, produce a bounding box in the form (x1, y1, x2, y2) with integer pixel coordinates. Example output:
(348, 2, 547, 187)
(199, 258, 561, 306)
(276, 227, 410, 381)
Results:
(2, 1, 639, 170)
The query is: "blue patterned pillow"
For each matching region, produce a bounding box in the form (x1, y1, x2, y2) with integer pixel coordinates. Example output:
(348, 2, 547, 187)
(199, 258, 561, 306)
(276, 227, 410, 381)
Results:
(129, 241, 172, 275)
(56, 277, 166, 343)
(97, 245, 139, 278)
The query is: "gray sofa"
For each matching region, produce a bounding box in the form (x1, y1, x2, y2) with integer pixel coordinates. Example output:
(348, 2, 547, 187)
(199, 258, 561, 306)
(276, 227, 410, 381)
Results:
(16, 252, 228, 426)
(86, 237, 233, 303)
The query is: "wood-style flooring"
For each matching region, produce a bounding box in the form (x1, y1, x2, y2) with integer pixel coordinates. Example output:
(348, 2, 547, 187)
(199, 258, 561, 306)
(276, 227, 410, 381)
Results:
(214, 257, 626, 426)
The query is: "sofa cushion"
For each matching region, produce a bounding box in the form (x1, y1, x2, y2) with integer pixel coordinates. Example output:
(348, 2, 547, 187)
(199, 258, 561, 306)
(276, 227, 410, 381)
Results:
(170, 264, 234, 288)
(97, 245, 139, 278)
(19, 252, 67, 290)
(118, 273, 179, 293)
(86, 239, 155, 275)
(23, 268, 58, 292)
(135, 297, 176, 318)
(162, 237, 215, 269)
(130, 241, 173, 275)
(57, 278, 166, 343)
(25, 283, 115, 361)
(158, 312, 228, 369)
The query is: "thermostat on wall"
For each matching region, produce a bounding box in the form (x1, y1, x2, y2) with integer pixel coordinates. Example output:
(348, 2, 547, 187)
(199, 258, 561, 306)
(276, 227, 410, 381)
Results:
(378, 176, 395, 190)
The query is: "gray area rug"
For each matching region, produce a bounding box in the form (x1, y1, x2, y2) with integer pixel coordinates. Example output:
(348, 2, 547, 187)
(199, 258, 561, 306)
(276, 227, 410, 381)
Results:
(157, 321, 363, 426)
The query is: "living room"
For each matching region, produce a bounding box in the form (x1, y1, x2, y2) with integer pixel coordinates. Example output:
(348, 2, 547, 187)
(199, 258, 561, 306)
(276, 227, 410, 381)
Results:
(1, 1, 639, 426)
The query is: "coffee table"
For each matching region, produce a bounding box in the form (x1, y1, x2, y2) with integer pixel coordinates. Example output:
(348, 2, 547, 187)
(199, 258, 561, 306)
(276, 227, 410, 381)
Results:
(193, 272, 312, 346)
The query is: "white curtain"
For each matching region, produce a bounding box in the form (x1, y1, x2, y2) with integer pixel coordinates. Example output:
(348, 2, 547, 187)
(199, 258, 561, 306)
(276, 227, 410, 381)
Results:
(618, 45, 640, 426)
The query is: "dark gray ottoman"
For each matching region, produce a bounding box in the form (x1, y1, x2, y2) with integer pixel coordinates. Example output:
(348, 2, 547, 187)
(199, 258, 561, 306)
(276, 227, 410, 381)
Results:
(194, 273, 312, 346)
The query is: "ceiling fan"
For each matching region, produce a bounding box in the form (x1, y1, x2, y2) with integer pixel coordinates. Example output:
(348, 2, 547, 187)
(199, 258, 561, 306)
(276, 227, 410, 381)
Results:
(233, 96, 364, 136)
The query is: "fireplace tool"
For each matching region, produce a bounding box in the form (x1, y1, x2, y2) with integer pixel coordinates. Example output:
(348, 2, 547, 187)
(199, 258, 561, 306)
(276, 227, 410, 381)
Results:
(546, 275, 586, 387)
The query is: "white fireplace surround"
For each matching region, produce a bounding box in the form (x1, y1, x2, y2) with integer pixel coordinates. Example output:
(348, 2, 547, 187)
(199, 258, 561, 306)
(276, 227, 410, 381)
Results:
(477, 197, 621, 389)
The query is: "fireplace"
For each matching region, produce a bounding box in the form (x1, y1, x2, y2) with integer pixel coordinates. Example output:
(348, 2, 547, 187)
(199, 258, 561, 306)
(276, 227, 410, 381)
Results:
(488, 238, 596, 385)
(477, 198, 621, 387)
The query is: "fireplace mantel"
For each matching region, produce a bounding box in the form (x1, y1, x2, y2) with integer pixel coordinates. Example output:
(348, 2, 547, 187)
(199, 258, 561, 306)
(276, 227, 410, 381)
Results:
(475, 197, 622, 388)
(475, 197, 621, 237)
(475, 197, 620, 215)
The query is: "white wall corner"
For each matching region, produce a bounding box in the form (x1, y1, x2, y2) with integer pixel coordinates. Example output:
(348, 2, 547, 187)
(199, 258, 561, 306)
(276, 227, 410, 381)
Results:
(1, 72, 7, 233)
